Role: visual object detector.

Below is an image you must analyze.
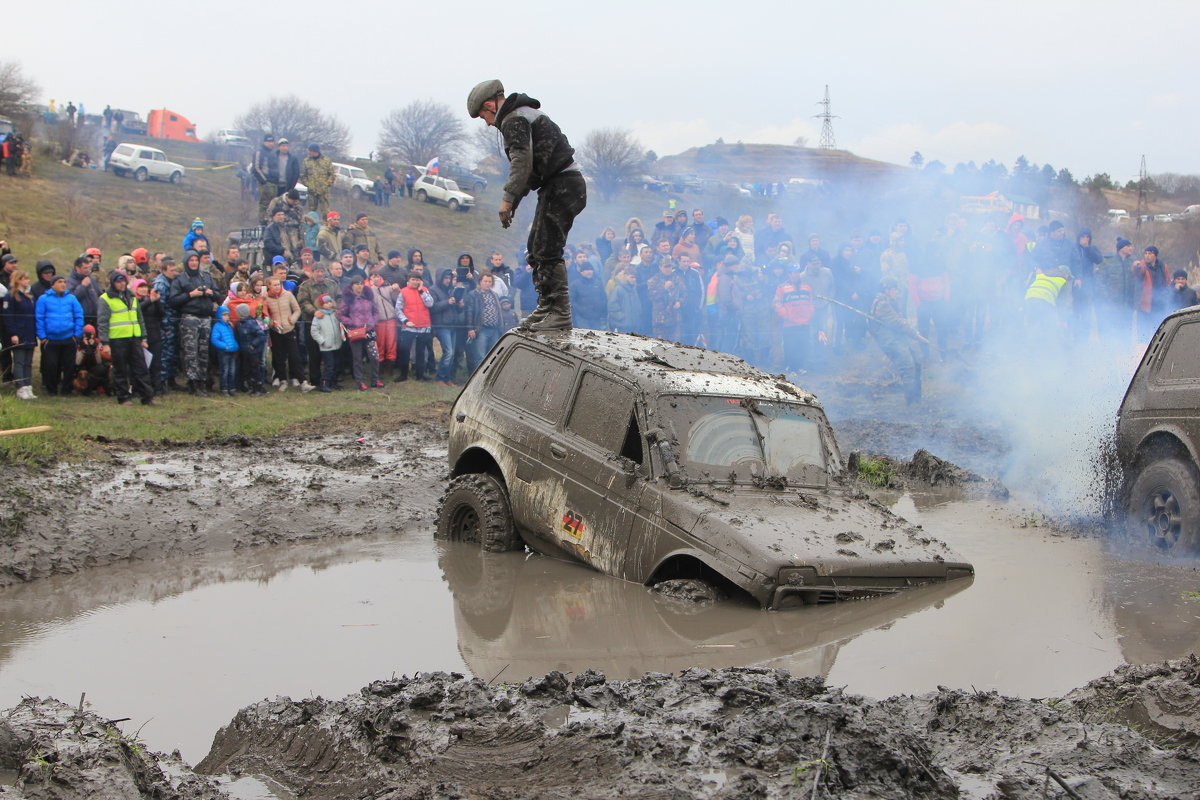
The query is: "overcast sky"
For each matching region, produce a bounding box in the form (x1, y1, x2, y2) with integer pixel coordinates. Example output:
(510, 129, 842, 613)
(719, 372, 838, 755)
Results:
(9, 0, 1196, 181)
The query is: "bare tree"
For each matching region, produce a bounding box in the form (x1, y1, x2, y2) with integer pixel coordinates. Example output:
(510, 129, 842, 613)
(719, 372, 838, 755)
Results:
(578, 128, 645, 201)
(377, 100, 466, 168)
(0, 60, 41, 121)
(234, 95, 351, 156)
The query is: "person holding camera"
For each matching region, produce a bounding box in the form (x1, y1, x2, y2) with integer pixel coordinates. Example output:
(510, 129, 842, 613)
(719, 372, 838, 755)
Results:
(168, 249, 218, 397)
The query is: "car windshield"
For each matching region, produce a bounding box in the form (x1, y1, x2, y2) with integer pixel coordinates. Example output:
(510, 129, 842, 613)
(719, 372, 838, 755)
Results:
(350, 168, 368, 180)
(657, 395, 829, 486)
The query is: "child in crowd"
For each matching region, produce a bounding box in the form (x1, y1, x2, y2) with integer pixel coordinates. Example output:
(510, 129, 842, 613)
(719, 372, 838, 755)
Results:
(308, 294, 343, 392)
(234, 303, 268, 395)
(211, 306, 240, 396)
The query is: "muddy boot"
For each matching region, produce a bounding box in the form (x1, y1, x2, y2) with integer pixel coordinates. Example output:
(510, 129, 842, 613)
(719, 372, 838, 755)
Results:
(517, 266, 552, 331)
(527, 262, 573, 333)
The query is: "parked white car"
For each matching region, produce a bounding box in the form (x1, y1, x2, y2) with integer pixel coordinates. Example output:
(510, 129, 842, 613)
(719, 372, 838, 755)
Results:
(333, 162, 374, 198)
(413, 174, 474, 211)
(108, 143, 185, 183)
(212, 129, 251, 147)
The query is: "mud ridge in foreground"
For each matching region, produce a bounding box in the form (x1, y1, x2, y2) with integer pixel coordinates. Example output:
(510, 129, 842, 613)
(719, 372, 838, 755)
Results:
(4, 657, 1198, 799)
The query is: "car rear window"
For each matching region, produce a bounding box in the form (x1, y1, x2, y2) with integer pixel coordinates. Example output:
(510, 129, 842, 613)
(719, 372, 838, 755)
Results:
(491, 345, 574, 422)
(1156, 320, 1200, 384)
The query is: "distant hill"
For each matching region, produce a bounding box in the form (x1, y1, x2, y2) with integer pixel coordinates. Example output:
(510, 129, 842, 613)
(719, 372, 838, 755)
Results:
(653, 143, 906, 185)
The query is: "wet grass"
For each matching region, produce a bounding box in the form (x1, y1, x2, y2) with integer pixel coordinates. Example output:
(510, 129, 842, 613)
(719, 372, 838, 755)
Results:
(0, 383, 457, 467)
(855, 455, 894, 487)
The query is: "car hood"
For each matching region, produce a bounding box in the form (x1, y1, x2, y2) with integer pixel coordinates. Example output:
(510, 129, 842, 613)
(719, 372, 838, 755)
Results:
(673, 486, 971, 577)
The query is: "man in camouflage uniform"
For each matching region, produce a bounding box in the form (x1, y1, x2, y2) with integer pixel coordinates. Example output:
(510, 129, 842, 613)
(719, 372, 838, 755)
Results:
(266, 189, 307, 253)
(317, 212, 346, 263)
(300, 143, 335, 220)
(346, 213, 383, 263)
(467, 79, 586, 331)
(167, 250, 218, 397)
(153, 258, 182, 391)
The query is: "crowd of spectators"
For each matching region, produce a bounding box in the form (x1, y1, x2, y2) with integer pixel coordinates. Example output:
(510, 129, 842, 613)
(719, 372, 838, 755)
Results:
(0, 195, 1194, 406)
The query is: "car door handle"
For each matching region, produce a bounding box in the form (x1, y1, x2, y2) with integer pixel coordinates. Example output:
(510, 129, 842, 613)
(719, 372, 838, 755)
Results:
(549, 444, 567, 459)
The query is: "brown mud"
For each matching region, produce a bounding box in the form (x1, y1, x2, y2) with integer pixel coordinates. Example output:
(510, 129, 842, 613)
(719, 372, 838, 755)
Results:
(0, 424, 448, 587)
(186, 657, 1198, 800)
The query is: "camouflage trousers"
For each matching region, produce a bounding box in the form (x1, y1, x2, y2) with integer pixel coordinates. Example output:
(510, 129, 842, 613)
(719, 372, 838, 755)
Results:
(160, 317, 179, 382)
(179, 315, 212, 382)
(308, 192, 330, 220)
(258, 181, 279, 221)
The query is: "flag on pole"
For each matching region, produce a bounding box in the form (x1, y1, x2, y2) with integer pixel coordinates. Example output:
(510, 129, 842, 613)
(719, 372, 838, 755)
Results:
(425, 156, 439, 175)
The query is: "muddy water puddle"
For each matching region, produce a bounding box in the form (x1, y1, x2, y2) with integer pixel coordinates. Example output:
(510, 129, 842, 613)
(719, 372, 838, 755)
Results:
(1, 494, 1197, 768)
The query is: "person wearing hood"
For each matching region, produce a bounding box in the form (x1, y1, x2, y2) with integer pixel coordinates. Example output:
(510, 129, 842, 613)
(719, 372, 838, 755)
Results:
(182, 219, 209, 253)
(336, 274, 380, 390)
(428, 267, 464, 385)
(467, 79, 586, 331)
(308, 294, 343, 392)
(153, 257, 182, 392)
(168, 249, 218, 397)
(449, 252, 477, 372)
(31, 260, 57, 300)
(302, 211, 321, 252)
(210, 306, 240, 396)
(98, 271, 155, 405)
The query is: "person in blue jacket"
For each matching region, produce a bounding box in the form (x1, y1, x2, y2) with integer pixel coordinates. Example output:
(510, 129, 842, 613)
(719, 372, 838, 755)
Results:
(34, 274, 84, 395)
(182, 219, 209, 253)
(234, 303, 268, 395)
(210, 305, 239, 396)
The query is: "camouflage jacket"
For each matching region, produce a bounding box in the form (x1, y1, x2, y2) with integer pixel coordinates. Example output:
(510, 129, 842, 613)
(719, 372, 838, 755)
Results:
(346, 224, 382, 262)
(300, 155, 335, 195)
(316, 225, 346, 263)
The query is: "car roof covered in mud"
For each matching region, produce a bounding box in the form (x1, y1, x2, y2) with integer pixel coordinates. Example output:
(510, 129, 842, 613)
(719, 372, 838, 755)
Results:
(523, 330, 821, 406)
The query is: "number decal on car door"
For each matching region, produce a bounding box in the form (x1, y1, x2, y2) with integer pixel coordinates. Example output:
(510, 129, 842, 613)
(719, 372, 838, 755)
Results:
(561, 510, 585, 539)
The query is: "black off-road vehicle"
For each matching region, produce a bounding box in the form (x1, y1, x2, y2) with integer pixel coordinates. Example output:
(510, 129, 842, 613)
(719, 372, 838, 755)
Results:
(437, 331, 973, 609)
(1116, 306, 1200, 554)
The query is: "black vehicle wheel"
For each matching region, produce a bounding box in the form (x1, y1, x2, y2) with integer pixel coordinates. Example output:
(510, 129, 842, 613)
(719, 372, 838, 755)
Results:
(169, 171, 182, 184)
(473, 182, 485, 193)
(134, 167, 148, 182)
(353, 187, 366, 200)
(112, 167, 126, 177)
(415, 189, 428, 203)
(448, 198, 460, 212)
(436, 474, 522, 552)
(1127, 458, 1200, 554)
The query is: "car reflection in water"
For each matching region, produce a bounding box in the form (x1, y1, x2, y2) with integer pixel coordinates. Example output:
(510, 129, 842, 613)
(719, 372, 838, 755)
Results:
(438, 541, 972, 682)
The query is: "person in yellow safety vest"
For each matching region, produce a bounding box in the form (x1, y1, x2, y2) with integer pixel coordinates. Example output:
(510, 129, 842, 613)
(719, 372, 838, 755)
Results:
(1023, 264, 1071, 344)
(98, 271, 156, 405)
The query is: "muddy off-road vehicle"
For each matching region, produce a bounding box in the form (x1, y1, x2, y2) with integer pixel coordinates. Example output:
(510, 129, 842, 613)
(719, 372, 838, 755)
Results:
(1117, 306, 1200, 554)
(437, 331, 972, 609)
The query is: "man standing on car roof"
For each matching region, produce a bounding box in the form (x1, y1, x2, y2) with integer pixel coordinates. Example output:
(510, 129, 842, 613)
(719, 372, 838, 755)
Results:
(467, 79, 586, 332)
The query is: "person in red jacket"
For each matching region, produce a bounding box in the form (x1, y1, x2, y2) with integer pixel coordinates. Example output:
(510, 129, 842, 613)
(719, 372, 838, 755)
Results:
(394, 272, 433, 382)
(1132, 245, 1172, 341)
(773, 266, 818, 376)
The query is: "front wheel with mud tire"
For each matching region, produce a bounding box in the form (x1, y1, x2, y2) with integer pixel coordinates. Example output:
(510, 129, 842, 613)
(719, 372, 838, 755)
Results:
(436, 473, 522, 552)
(1127, 457, 1200, 554)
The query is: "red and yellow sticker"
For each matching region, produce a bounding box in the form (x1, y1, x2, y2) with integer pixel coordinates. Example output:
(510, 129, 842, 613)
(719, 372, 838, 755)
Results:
(561, 510, 585, 539)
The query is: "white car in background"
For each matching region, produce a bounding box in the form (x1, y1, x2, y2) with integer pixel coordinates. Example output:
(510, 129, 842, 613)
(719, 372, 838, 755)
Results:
(333, 163, 374, 199)
(213, 129, 251, 147)
(413, 174, 474, 211)
(108, 143, 186, 183)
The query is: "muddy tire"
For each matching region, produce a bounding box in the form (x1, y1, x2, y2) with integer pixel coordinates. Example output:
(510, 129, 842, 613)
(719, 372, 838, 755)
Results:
(436, 474, 522, 552)
(1127, 458, 1200, 554)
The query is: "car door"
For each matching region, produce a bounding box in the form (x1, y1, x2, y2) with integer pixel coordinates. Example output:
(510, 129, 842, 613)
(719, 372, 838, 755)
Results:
(152, 151, 168, 179)
(554, 369, 646, 576)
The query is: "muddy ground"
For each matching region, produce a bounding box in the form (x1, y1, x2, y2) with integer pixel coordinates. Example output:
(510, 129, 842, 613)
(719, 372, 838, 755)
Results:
(0, 413, 449, 587)
(3, 657, 1199, 799)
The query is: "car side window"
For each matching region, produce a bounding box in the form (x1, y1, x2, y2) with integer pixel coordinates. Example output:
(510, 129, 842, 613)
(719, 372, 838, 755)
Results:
(1156, 321, 1200, 383)
(154, 152, 166, 161)
(566, 371, 641, 462)
(491, 346, 574, 422)
(139, 150, 153, 159)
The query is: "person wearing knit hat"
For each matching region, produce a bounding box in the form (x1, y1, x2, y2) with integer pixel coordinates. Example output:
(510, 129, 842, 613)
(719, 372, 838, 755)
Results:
(308, 292, 343, 392)
(1133, 244, 1171, 341)
(466, 77, 586, 331)
(317, 210, 345, 263)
